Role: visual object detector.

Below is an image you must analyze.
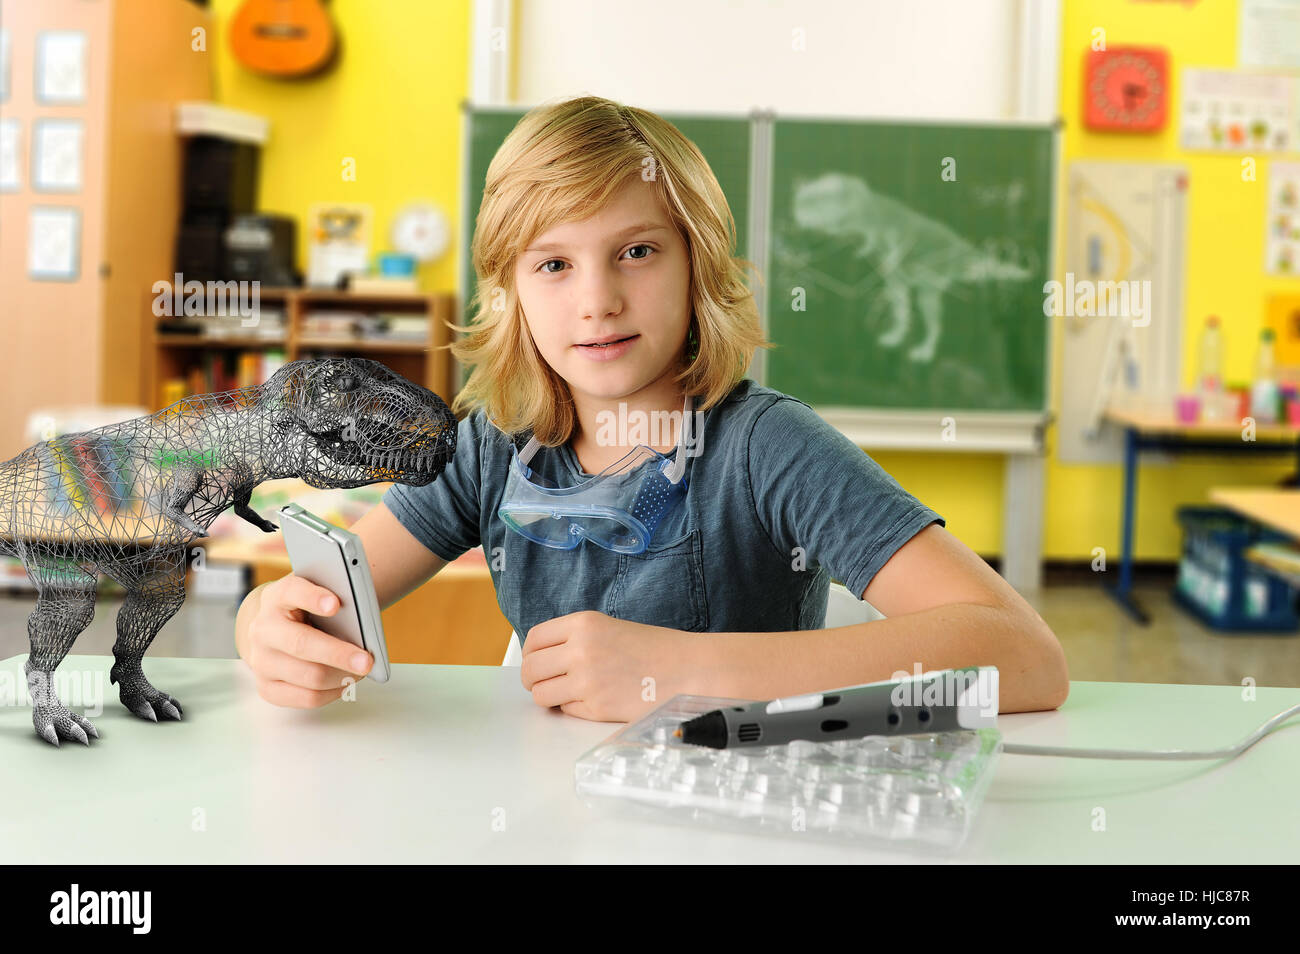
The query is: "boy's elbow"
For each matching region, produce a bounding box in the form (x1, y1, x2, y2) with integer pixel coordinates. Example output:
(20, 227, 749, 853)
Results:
(1003, 603, 1070, 712)
(1037, 615, 1071, 709)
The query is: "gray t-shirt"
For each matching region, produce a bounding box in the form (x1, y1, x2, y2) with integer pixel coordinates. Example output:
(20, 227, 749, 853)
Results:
(382, 378, 943, 644)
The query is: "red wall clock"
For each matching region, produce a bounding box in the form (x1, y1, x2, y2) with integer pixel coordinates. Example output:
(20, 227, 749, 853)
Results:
(1084, 47, 1169, 131)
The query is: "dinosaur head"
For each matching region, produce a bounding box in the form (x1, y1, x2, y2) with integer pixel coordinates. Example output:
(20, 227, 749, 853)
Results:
(267, 357, 457, 489)
(792, 172, 871, 235)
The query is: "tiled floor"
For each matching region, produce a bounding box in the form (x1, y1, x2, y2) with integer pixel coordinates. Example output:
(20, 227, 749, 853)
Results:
(1024, 586, 1299, 688)
(0, 591, 241, 663)
(0, 584, 1297, 687)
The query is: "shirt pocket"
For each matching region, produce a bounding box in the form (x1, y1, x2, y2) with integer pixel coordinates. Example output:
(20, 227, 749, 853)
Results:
(611, 528, 709, 632)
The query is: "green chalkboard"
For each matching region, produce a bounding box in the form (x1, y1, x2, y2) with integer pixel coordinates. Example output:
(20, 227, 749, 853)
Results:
(461, 105, 752, 332)
(764, 119, 1054, 412)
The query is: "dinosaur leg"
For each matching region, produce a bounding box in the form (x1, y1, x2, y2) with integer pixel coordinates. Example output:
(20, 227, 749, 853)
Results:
(234, 485, 277, 533)
(877, 281, 911, 348)
(162, 467, 208, 538)
(107, 549, 187, 723)
(908, 286, 945, 363)
(24, 568, 101, 747)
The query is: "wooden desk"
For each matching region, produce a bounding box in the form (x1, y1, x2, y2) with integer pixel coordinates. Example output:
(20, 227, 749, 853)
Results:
(1209, 488, 1300, 539)
(1105, 407, 1300, 441)
(1103, 407, 1300, 624)
(1210, 488, 1300, 590)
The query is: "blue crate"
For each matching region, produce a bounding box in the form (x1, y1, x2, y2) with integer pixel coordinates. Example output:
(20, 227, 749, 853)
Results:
(1173, 506, 1299, 632)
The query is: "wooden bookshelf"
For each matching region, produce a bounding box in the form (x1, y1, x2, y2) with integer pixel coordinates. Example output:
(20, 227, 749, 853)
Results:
(149, 288, 459, 409)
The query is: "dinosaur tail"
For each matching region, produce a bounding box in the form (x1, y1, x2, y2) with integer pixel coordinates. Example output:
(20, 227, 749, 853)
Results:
(962, 256, 1031, 282)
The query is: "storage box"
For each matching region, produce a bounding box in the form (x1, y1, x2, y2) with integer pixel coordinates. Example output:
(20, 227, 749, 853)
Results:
(1173, 506, 1299, 632)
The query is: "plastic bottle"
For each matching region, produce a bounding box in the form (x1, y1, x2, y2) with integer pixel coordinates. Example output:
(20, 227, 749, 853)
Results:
(1198, 315, 1224, 421)
(1250, 328, 1280, 424)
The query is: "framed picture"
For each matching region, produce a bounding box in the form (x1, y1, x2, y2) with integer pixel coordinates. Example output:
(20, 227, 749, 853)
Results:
(35, 31, 87, 105)
(307, 203, 373, 287)
(32, 119, 83, 192)
(0, 30, 11, 103)
(28, 207, 81, 281)
(0, 119, 19, 192)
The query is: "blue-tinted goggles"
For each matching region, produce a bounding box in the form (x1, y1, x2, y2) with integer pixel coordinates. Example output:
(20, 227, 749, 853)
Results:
(497, 396, 695, 554)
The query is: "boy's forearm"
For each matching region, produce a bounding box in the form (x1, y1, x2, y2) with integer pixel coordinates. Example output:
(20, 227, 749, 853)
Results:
(682, 603, 1069, 713)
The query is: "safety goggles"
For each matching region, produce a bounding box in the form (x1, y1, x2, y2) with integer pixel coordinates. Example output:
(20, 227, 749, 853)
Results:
(498, 395, 695, 554)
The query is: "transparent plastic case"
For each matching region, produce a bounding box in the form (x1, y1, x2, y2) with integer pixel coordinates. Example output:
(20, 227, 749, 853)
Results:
(574, 694, 1002, 853)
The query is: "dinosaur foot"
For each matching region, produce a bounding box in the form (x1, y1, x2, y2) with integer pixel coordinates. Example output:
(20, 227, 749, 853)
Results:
(907, 340, 938, 363)
(32, 702, 100, 747)
(111, 664, 184, 723)
(877, 326, 907, 348)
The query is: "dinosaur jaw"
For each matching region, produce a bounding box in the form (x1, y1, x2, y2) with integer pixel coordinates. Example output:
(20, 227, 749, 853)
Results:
(361, 446, 445, 485)
(307, 419, 454, 487)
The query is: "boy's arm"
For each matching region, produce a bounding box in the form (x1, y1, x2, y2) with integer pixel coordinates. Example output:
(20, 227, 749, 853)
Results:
(351, 499, 450, 610)
(684, 524, 1069, 713)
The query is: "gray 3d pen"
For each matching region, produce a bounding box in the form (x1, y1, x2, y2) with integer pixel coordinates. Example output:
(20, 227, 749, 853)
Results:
(674, 666, 1000, 749)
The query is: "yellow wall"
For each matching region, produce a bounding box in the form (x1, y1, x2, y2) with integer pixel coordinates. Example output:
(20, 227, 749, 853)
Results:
(1042, 0, 1296, 561)
(887, 0, 1296, 562)
(208, 0, 1295, 562)
(209, 0, 471, 292)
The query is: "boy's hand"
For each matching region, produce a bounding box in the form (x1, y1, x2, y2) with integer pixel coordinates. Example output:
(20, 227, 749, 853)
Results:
(245, 574, 374, 708)
(519, 611, 698, 722)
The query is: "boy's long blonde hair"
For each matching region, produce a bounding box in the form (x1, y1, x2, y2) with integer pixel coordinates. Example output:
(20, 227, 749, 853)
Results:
(448, 95, 771, 445)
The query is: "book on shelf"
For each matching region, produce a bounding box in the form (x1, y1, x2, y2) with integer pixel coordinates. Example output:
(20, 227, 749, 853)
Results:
(302, 311, 368, 337)
(170, 349, 287, 402)
(348, 275, 419, 295)
(301, 311, 430, 344)
(157, 310, 286, 340)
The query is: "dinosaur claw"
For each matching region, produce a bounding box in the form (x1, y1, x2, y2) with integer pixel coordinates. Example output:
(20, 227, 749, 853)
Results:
(118, 671, 184, 725)
(129, 699, 158, 723)
(32, 696, 100, 747)
(157, 700, 182, 721)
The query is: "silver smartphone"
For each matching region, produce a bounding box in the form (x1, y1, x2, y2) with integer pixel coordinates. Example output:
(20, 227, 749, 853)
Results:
(279, 503, 391, 684)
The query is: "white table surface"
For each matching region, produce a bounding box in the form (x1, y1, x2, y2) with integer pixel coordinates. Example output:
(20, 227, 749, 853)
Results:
(2, 654, 1297, 863)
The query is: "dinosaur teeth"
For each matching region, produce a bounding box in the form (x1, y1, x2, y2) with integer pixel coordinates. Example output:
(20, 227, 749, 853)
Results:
(370, 447, 434, 473)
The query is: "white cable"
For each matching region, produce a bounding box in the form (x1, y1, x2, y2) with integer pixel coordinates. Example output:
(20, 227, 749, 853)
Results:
(1001, 702, 1300, 760)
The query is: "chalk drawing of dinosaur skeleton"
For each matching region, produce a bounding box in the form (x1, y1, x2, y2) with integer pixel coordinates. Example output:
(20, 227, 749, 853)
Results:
(787, 172, 1031, 363)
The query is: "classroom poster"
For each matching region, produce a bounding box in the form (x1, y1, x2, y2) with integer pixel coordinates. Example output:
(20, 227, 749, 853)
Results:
(1180, 68, 1295, 153)
(1240, 0, 1300, 69)
(1266, 160, 1300, 275)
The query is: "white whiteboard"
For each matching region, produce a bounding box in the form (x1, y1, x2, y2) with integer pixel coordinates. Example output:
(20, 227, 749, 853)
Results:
(509, 0, 1051, 122)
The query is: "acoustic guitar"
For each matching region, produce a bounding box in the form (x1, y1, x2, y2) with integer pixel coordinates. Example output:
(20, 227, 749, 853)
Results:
(229, 0, 339, 78)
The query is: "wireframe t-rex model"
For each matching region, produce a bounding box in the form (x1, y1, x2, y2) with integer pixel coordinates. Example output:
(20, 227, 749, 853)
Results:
(0, 357, 457, 747)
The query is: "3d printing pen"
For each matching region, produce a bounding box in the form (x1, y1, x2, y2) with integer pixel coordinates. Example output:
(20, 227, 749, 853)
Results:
(674, 666, 1000, 749)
